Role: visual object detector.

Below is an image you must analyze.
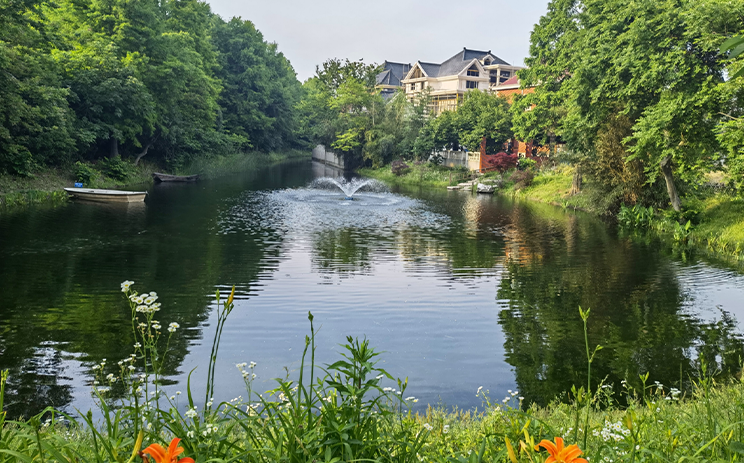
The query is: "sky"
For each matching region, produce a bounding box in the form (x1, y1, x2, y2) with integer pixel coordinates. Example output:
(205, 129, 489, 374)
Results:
(206, 0, 551, 82)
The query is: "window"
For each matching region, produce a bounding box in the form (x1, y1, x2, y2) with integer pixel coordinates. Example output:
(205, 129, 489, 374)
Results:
(484, 59, 491, 65)
(467, 69, 479, 77)
(466, 80, 478, 89)
(500, 70, 511, 78)
(410, 83, 415, 91)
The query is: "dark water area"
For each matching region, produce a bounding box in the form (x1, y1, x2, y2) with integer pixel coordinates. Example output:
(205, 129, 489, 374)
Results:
(1, 159, 744, 418)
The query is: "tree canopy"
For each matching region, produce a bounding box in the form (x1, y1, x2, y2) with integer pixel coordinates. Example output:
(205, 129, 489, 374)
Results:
(0, 0, 304, 174)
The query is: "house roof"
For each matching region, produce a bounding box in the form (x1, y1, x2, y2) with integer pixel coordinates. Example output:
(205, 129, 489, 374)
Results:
(437, 48, 509, 76)
(375, 61, 411, 86)
(500, 75, 520, 86)
(404, 48, 510, 80)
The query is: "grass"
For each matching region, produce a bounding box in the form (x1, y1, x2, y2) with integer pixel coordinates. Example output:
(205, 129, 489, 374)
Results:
(359, 163, 472, 188)
(3, 286, 744, 463)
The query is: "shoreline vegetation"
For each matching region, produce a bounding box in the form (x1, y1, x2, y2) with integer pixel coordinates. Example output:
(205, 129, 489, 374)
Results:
(360, 163, 744, 264)
(0, 151, 310, 211)
(3, 285, 744, 462)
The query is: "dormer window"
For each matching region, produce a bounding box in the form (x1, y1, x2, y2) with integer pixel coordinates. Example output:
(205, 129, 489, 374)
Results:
(467, 69, 479, 77)
(484, 59, 491, 65)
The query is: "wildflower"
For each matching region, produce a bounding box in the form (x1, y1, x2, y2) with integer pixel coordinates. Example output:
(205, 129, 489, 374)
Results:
(128, 365, 135, 371)
(376, 374, 384, 380)
(170, 395, 176, 400)
(236, 362, 247, 369)
(106, 373, 115, 382)
(141, 437, 194, 463)
(121, 280, 134, 292)
(168, 322, 180, 333)
(184, 408, 198, 419)
(134, 342, 142, 348)
(423, 423, 433, 431)
(144, 296, 157, 305)
(405, 396, 416, 401)
(443, 425, 450, 434)
(383, 387, 392, 392)
(176, 391, 181, 395)
(249, 361, 256, 368)
(186, 431, 194, 439)
(476, 386, 483, 396)
(152, 323, 162, 330)
(534, 437, 588, 463)
(519, 396, 525, 401)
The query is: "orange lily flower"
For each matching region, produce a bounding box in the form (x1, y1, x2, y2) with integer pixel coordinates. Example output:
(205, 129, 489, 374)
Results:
(534, 437, 587, 463)
(141, 438, 194, 463)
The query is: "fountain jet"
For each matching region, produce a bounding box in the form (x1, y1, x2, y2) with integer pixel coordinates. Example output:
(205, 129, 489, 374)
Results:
(311, 177, 386, 199)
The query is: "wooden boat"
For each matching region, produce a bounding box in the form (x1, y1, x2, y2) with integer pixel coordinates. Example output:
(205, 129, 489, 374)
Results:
(63, 188, 147, 203)
(152, 172, 200, 182)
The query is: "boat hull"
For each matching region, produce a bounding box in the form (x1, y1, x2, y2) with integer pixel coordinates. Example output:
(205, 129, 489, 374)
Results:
(152, 173, 200, 182)
(63, 188, 147, 203)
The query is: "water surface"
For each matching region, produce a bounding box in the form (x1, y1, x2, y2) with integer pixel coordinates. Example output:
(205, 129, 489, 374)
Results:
(1, 159, 743, 417)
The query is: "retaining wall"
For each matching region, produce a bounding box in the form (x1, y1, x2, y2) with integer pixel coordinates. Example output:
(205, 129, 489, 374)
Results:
(312, 145, 347, 170)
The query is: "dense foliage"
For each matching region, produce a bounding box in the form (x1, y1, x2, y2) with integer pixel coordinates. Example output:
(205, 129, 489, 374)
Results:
(0, 0, 304, 175)
(512, 0, 744, 212)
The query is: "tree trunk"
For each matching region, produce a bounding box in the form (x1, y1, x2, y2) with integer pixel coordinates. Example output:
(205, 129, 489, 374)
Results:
(660, 155, 681, 212)
(109, 137, 119, 159)
(133, 142, 153, 166)
(570, 165, 582, 195)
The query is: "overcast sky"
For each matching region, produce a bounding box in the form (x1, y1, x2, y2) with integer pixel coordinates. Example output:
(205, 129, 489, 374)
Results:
(206, 0, 550, 82)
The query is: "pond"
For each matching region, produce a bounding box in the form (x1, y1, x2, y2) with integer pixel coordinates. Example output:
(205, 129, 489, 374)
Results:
(1, 159, 744, 418)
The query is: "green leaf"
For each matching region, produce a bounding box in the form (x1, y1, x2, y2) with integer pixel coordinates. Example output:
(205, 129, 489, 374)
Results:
(729, 441, 744, 455)
(721, 36, 744, 52)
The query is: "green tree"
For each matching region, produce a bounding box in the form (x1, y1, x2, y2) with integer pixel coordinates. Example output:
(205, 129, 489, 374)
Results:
(213, 17, 302, 152)
(455, 90, 512, 153)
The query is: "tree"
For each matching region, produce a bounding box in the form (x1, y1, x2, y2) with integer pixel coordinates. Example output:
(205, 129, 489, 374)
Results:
(455, 90, 512, 153)
(213, 17, 302, 152)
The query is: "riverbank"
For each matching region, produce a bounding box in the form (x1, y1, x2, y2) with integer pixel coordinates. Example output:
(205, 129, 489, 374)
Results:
(360, 163, 744, 262)
(0, 150, 310, 211)
(358, 163, 471, 189)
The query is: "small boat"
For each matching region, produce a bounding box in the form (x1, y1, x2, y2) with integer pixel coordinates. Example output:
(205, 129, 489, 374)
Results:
(63, 188, 147, 203)
(152, 172, 200, 182)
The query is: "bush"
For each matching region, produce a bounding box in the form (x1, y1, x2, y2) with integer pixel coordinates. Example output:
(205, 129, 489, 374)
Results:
(391, 159, 411, 176)
(484, 152, 518, 172)
(517, 157, 537, 171)
(100, 156, 134, 181)
(510, 170, 534, 190)
(74, 161, 99, 185)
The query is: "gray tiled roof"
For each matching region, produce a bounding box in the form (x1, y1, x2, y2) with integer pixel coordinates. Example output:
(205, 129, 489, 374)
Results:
(380, 49, 511, 84)
(436, 48, 509, 76)
(375, 61, 411, 86)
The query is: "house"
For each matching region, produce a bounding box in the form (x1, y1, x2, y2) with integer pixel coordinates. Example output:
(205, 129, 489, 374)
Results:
(492, 75, 534, 102)
(399, 48, 523, 114)
(375, 61, 412, 100)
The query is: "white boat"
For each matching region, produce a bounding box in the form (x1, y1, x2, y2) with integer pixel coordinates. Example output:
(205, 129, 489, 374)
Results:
(63, 188, 147, 203)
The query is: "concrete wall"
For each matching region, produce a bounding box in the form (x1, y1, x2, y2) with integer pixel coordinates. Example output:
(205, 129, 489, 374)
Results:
(312, 145, 347, 170)
(433, 150, 469, 169)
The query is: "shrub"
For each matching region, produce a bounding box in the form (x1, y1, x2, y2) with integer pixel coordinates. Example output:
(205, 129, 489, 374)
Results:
(511, 170, 534, 190)
(391, 159, 411, 176)
(74, 161, 99, 185)
(100, 156, 134, 181)
(517, 157, 537, 171)
(484, 152, 518, 172)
